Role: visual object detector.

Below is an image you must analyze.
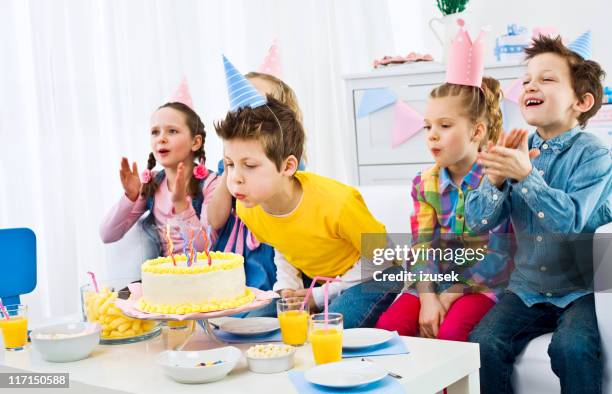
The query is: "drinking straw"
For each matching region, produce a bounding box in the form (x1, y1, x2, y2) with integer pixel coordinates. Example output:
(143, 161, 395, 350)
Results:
(86, 271, 99, 293)
(300, 276, 342, 322)
(0, 298, 10, 320)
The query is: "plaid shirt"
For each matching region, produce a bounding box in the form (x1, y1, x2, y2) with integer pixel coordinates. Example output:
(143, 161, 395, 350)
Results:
(410, 162, 514, 297)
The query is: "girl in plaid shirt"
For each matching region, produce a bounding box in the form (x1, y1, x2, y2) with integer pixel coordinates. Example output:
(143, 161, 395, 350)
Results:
(375, 77, 516, 341)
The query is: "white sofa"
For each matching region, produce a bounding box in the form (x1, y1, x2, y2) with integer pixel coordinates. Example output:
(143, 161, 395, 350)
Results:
(358, 184, 612, 394)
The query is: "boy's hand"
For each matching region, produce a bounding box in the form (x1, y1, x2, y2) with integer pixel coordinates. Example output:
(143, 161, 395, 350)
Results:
(418, 293, 446, 338)
(482, 129, 527, 188)
(120, 157, 141, 202)
(172, 163, 190, 213)
(479, 130, 540, 183)
(291, 288, 318, 312)
(279, 289, 295, 299)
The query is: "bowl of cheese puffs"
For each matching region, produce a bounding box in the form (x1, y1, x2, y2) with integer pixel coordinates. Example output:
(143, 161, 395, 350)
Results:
(81, 279, 160, 344)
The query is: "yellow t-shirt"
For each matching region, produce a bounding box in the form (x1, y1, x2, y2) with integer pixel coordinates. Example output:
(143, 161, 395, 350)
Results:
(236, 172, 386, 279)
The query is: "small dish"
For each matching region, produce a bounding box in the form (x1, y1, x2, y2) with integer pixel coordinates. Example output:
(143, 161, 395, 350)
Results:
(246, 344, 296, 374)
(216, 317, 280, 337)
(155, 346, 241, 384)
(31, 322, 101, 362)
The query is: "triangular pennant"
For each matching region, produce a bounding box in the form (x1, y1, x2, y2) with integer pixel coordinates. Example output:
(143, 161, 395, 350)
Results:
(223, 55, 267, 111)
(259, 39, 282, 78)
(391, 101, 425, 148)
(503, 78, 523, 104)
(357, 88, 397, 118)
(568, 30, 592, 60)
(169, 77, 194, 109)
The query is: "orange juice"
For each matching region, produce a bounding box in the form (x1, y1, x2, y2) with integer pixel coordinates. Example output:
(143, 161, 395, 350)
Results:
(0, 317, 28, 349)
(278, 310, 309, 345)
(310, 328, 342, 364)
(167, 320, 192, 329)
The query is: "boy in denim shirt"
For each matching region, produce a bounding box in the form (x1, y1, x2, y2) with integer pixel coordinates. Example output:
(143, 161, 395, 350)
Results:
(466, 36, 611, 393)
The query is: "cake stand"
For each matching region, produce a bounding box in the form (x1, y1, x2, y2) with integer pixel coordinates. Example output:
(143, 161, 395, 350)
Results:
(115, 284, 277, 350)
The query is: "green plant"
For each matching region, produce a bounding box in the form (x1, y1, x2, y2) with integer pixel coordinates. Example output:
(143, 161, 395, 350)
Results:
(436, 0, 469, 15)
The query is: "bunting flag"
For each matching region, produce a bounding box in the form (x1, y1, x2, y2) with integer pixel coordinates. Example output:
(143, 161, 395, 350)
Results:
(357, 88, 397, 118)
(503, 78, 523, 104)
(259, 39, 282, 78)
(391, 100, 425, 148)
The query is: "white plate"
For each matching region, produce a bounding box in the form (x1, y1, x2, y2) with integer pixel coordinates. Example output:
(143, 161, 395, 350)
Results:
(342, 328, 393, 349)
(216, 317, 280, 336)
(305, 360, 387, 389)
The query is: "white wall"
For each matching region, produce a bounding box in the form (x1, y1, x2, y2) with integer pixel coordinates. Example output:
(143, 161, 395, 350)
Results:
(389, 0, 610, 80)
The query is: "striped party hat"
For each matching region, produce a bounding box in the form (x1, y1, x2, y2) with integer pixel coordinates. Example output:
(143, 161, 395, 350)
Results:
(568, 30, 592, 60)
(223, 55, 267, 111)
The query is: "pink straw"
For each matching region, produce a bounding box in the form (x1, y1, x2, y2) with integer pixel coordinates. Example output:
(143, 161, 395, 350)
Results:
(87, 271, 99, 293)
(0, 298, 10, 320)
(300, 276, 342, 323)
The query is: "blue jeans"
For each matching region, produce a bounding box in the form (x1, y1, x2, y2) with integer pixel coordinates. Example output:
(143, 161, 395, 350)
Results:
(246, 266, 403, 328)
(469, 291, 602, 394)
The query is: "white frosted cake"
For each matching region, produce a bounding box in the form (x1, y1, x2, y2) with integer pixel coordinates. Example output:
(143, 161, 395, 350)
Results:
(138, 251, 254, 314)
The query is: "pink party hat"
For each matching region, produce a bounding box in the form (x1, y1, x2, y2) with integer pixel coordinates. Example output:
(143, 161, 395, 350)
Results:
(259, 39, 282, 78)
(446, 19, 487, 88)
(170, 77, 194, 109)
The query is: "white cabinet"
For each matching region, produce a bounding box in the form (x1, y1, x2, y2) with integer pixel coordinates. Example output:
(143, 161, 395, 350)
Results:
(343, 61, 529, 186)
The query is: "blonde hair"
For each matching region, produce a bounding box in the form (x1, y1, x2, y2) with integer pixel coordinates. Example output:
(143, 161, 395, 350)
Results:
(429, 76, 503, 148)
(245, 71, 306, 163)
(245, 72, 303, 124)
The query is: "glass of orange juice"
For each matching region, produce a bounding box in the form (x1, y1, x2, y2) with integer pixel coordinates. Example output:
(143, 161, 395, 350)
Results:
(277, 297, 309, 346)
(0, 304, 28, 351)
(309, 312, 343, 365)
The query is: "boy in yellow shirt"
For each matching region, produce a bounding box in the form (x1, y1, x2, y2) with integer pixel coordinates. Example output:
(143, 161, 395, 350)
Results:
(215, 57, 401, 327)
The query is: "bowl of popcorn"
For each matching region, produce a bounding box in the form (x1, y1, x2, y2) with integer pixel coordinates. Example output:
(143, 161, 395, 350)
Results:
(246, 343, 296, 374)
(31, 322, 101, 362)
(155, 346, 241, 384)
(81, 280, 160, 344)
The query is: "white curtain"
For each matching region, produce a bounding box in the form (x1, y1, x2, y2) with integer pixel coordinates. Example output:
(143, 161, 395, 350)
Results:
(0, 0, 408, 324)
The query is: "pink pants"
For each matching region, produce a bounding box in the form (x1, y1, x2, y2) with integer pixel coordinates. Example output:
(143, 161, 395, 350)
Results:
(375, 293, 494, 341)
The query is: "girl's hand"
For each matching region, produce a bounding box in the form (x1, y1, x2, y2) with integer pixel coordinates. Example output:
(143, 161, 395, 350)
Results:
(120, 157, 141, 202)
(418, 293, 446, 338)
(172, 162, 190, 213)
(439, 284, 465, 312)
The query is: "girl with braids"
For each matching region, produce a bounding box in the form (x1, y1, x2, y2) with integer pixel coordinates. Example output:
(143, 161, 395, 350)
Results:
(375, 75, 519, 341)
(100, 102, 219, 256)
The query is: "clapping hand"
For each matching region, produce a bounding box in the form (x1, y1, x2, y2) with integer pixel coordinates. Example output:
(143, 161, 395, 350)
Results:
(119, 157, 141, 201)
(479, 129, 541, 187)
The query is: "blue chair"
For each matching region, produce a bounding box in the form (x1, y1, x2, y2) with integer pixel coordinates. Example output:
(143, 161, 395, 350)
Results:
(0, 228, 36, 306)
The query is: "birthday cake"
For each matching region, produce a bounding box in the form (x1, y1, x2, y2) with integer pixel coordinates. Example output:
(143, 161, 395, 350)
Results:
(138, 251, 255, 315)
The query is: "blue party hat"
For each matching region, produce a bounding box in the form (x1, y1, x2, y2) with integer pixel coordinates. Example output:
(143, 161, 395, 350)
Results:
(568, 30, 592, 60)
(223, 55, 267, 111)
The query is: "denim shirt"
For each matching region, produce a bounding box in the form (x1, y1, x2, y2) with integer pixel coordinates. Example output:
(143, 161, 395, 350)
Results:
(465, 126, 612, 307)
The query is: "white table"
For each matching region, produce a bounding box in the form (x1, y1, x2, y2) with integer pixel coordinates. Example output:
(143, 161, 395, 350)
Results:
(1, 325, 480, 394)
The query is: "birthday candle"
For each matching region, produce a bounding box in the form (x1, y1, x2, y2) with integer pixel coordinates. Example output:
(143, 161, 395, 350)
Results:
(188, 228, 195, 267)
(165, 224, 176, 266)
